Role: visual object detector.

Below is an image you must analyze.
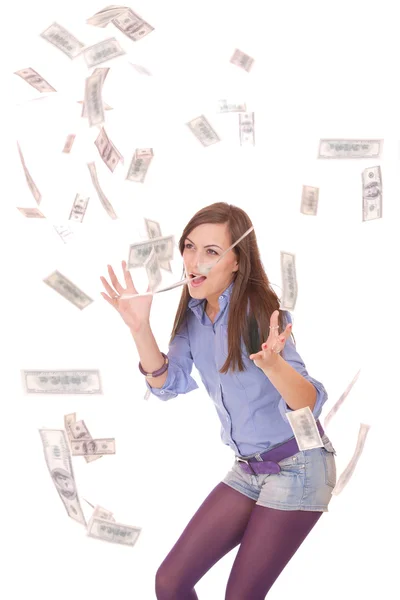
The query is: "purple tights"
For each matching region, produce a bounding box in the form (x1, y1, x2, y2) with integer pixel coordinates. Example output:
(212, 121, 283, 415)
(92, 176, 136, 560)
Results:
(155, 481, 323, 599)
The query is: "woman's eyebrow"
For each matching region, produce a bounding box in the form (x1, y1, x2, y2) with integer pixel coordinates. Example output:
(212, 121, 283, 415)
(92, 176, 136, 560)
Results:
(186, 237, 222, 250)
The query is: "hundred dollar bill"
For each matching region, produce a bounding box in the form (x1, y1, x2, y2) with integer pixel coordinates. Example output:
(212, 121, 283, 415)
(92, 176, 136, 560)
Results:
(65, 416, 102, 463)
(218, 100, 247, 113)
(95, 128, 123, 172)
(83, 37, 126, 68)
(69, 194, 90, 222)
(87, 515, 141, 546)
(287, 406, 323, 451)
(332, 423, 370, 496)
(230, 49, 254, 72)
(40, 22, 85, 59)
(87, 6, 129, 28)
(239, 112, 255, 145)
(187, 115, 220, 147)
(362, 166, 382, 221)
(144, 247, 162, 291)
(53, 224, 75, 244)
(126, 148, 153, 182)
(130, 63, 152, 75)
(128, 234, 174, 269)
(81, 67, 109, 118)
(300, 185, 319, 216)
(17, 142, 42, 205)
(17, 207, 45, 218)
(318, 139, 383, 159)
(144, 218, 173, 272)
(84, 71, 105, 127)
(43, 270, 94, 310)
(39, 428, 86, 525)
(71, 438, 116, 456)
(279, 251, 298, 311)
(112, 8, 154, 41)
(23, 370, 102, 394)
(62, 134, 76, 153)
(87, 162, 118, 219)
(14, 68, 56, 93)
(324, 370, 361, 429)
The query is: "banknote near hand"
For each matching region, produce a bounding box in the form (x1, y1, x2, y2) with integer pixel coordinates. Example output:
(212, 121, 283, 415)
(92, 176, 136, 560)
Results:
(127, 234, 174, 269)
(279, 252, 298, 311)
(44, 270, 94, 310)
(39, 429, 86, 525)
(144, 218, 173, 272)
(287, 407, 323, 451)
(324, 369, 361, 429)
(144, 247, 162, 291)
(65, 415, 102, 463)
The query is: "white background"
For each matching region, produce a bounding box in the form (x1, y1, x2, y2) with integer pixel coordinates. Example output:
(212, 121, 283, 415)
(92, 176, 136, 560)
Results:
(3, 1, 399, 598)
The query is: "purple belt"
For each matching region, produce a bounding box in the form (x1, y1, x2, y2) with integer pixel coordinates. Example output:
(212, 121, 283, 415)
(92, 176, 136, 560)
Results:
(236, 420, 325, 475)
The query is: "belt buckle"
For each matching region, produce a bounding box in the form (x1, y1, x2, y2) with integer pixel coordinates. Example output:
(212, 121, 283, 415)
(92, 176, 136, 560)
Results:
(236, 456, 257, 476)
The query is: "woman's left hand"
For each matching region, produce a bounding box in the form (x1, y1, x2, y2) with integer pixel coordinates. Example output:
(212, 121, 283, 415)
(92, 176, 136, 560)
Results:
(249, 310, 292, 370)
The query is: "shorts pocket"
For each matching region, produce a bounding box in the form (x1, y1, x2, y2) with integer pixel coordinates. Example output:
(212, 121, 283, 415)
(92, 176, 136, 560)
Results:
(321, 448, 337, 488)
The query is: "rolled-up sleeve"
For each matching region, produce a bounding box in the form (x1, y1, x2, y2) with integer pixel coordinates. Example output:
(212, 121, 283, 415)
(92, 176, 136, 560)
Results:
(145, 319, 199, 401)
(277, 311, 328, 423)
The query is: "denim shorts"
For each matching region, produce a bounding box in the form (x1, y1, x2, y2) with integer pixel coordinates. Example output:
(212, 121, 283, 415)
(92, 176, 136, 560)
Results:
(222, 434, 337, 512)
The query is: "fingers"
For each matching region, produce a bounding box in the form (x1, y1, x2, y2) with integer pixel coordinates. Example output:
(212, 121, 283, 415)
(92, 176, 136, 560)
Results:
(100, 275, 118, 298)
(107, 264, 124, 294)
(100, 292, 117, 307)
(122, 260, 137, 292)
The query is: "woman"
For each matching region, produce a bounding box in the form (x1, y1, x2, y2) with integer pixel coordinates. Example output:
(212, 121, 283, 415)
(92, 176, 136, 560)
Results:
(100, 202, 336, 599)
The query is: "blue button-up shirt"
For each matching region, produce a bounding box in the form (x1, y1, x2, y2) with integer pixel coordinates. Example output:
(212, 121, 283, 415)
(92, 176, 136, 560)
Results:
(146, 281, 328, 457)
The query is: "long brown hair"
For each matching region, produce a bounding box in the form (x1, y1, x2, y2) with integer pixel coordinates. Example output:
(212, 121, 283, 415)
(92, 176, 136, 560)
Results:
(169, 202, 295, 373)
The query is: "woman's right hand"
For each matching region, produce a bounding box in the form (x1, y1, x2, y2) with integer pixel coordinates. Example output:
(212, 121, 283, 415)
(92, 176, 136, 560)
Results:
(100, 261, 153, 332)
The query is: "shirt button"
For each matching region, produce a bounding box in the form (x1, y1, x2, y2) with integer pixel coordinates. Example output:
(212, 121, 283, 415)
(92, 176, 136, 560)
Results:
(219, 296, 224, 300)
(160, 391, 164, 394)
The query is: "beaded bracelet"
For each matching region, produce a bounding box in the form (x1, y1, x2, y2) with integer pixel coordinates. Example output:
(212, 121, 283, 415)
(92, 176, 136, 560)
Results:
(138, 352, 169, 379)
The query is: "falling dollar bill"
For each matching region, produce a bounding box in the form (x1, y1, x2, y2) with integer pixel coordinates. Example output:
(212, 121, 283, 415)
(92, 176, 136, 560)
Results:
(95, 128, 123, 172)
(144, 247, 162, 291)
(69, 194, 90, 222)
(87, 6, 129, 28)
(324, 370, 361, 429)
(300, 185, 319, 216)
(87, 515, 141, 546)
(230, 49, 254, 72)
(39, 429, 86, 525)
(80, 67, 109, 118)
(14, 68, 56, 93)
(17, 142, 42, 205)
(71, 438, 116, 456)
(62, 134, 76, 153)
(83, 37, 126, 68)
(89, 503, 116, 521)
(130, 63, 152, 75)
(218, 100, 247, 113)
(128, 235, 174, 269)
(144, 218, 173, 272)
(23, 370, 102, 394)
(65, 416, 102, 463)
(362, 166, 382, 221)
(239, 112, 255, 145)
(112, 8, 154, 41)
(87, 162, 118, 219)
(17, 207, 45, 218)
(84, 71, 105, 127)
(318, 139, 383, 159)
(43, 270, 94, 310)
(126, 148, 153, 182)
(287, 406, 323, 451)
(332, 423, 370, 495)
(53, 224, 75, 244)
(40, 22, 85, 59)
(187, 115, 220, 147)
(279, 252, 298, 311)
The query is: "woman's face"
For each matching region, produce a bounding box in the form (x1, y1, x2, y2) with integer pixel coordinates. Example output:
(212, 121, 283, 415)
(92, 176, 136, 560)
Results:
(183, 223, 238, 297)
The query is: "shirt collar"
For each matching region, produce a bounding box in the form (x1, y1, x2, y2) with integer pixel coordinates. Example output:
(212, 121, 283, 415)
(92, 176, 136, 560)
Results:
(187, 280, 235, 311)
